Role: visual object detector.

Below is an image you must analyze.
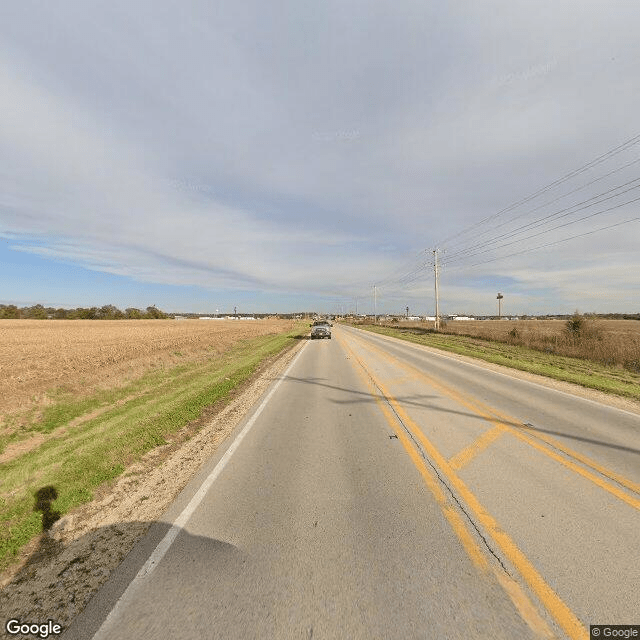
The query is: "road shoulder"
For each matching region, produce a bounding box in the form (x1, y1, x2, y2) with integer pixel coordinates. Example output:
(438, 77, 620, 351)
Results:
(0, 337, 307, 639)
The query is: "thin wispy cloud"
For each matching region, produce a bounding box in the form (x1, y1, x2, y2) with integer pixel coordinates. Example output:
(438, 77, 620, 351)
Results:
(1, 1, 639, 313)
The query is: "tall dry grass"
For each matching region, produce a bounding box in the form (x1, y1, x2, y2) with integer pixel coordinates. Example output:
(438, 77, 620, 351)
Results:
(379, 318, 640, 373)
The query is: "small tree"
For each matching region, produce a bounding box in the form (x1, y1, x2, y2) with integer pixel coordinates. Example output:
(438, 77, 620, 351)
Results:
(565, 311, 584, 337)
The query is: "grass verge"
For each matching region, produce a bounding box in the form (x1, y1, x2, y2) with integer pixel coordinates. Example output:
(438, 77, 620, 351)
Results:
(0, 326, 304, 570)
(356, 324, 640, 401)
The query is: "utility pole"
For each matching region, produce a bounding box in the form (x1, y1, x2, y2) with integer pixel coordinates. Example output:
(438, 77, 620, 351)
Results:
(433, 249, 440, 331)
(374, 285, 377, 324)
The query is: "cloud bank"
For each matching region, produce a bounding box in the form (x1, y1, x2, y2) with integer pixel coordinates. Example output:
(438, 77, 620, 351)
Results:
(1, 0, 639, 313)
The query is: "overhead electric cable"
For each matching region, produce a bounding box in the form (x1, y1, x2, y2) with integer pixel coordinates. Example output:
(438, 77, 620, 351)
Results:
(445, 216, 640, 271)
(374, 249, 428, 288)
(442, 194, 640, 266)
(437, 132, 640, 247)
(441, 176, 640, 263)
(441, 155, 640, 252)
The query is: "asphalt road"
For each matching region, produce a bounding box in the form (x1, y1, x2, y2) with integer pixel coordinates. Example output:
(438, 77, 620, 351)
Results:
(65, 324, 640, 640)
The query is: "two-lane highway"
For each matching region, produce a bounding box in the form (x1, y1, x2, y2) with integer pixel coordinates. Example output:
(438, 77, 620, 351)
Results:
(65, 324, 640, 640)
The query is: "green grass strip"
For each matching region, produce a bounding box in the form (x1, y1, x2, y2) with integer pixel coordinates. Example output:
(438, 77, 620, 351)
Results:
(357, 325, 640, 401)
(0, 326, 304, 569)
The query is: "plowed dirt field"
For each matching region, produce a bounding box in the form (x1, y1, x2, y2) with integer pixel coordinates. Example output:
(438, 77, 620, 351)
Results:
(0, 319, 296, 430)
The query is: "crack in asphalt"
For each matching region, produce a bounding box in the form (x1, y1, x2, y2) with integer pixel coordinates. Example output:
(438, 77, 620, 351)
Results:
(353, 349, 513, 577)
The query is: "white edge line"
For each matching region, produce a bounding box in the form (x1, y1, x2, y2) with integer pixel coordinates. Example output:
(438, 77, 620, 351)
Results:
(91, 340, 308, 640)
(346, 325, 640, 420)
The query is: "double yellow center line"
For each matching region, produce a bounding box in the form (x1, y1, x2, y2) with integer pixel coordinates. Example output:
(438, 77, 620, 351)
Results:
(354, 331, 640, 510)
(338, 332, 591, 640)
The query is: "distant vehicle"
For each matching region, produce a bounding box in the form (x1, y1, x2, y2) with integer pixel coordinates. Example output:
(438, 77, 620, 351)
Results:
(310, 320, 332, 339)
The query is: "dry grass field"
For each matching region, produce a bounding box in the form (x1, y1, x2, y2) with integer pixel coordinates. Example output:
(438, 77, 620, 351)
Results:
(0, 319, 296, 430)
(384, 318, 640, 372)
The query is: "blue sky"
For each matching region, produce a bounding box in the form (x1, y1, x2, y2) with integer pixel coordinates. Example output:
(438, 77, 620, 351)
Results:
(1, 1, 640, 315)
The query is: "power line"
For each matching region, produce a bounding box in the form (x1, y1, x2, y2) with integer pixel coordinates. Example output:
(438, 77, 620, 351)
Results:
(340, 134, 640, 311)
(441, 177, 640, 264)
(437, 132, 640, 247)
(325, 248, 427, 299)
(375, 249, 428, 288)
(446, 215, 640, 271)
(442, 193, 640, 267)
(441, 155, 640, 253)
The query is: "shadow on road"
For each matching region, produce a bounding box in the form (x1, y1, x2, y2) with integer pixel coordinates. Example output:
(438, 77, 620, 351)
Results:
(520, 423, 640, 457)
(1, 517, 250, 640)
(282, 375, 525, 427)
(283, 376, 640, 457)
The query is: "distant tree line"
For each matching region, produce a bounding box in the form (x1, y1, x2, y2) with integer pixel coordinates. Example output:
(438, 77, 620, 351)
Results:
(0, 303, 169, 319)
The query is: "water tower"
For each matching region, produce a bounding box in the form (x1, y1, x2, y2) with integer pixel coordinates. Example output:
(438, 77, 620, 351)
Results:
(497, 292, 504, 318)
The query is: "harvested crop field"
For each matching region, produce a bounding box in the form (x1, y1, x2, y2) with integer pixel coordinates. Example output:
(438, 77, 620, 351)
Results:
(0, 319, 296, 430)
(0, 318, 302, 576)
